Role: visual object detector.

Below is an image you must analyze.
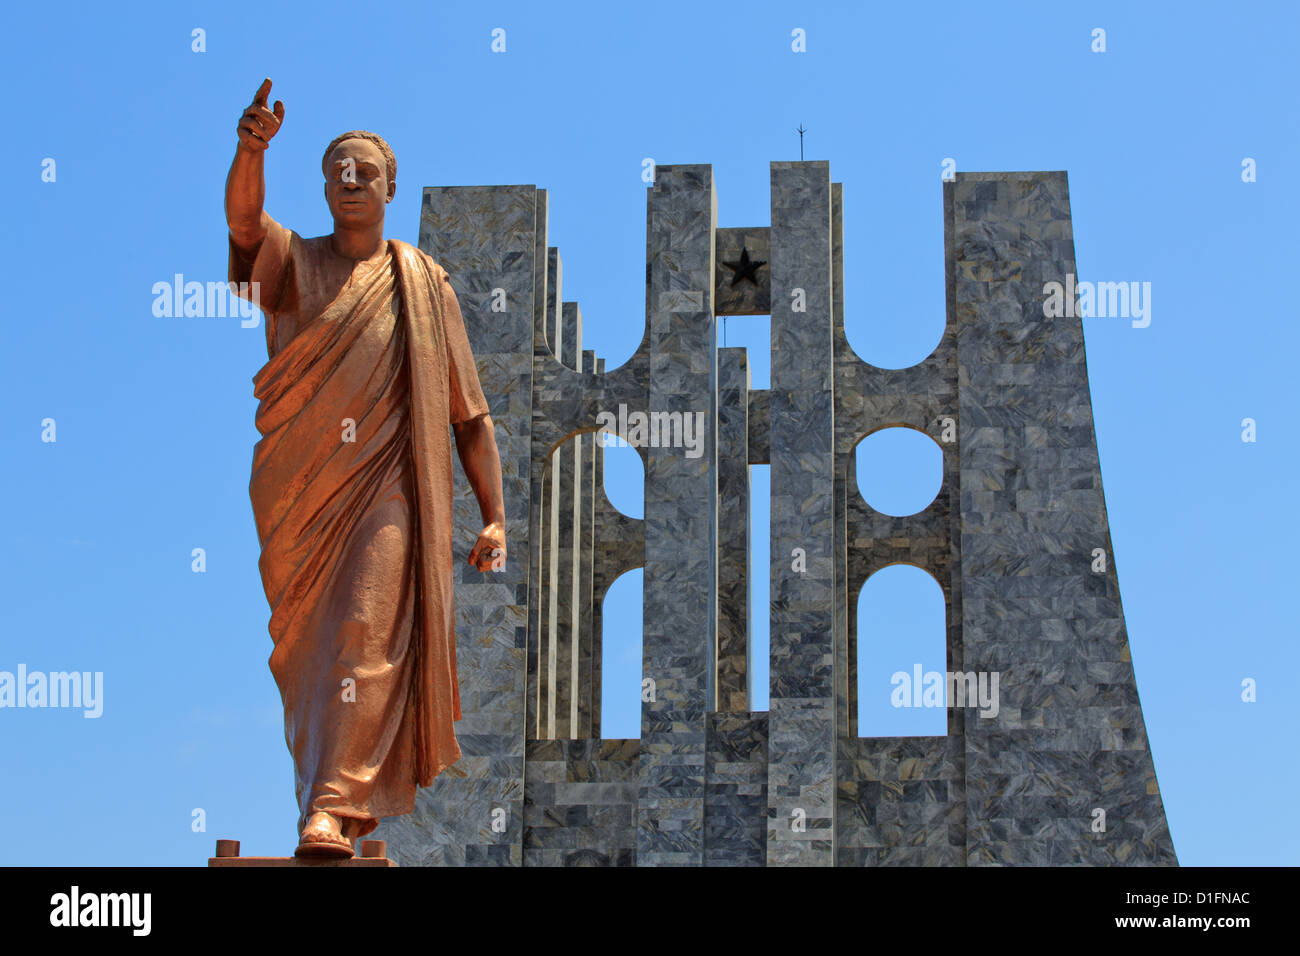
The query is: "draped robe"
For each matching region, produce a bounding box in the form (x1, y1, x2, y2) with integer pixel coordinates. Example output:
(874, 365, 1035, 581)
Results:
(229, 218, 488, 835)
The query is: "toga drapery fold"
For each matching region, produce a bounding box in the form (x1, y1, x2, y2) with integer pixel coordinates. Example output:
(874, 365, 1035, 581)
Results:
(230, 220, 488, 831)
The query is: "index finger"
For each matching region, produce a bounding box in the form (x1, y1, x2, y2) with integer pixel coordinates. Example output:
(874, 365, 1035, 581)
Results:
(253, 78, 271, 106)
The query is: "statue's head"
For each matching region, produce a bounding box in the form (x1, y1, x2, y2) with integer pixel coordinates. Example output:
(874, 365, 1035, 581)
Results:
(322, 131, 396, 231)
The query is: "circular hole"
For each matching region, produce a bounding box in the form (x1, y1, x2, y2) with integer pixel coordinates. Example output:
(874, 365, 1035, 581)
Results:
(854, 427, 943, 516)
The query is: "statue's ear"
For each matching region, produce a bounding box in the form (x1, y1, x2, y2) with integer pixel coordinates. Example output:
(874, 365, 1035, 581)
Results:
(387, 178, 396, 203)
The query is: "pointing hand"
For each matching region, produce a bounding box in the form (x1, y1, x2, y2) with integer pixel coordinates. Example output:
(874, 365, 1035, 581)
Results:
(236, 78, 284, 152)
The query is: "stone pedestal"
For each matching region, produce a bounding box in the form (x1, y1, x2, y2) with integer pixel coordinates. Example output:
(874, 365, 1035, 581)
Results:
(207, 839, 398, 868)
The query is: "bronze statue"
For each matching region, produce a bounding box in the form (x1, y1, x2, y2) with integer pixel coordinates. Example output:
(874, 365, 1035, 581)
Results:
(224, 79, 506, 858)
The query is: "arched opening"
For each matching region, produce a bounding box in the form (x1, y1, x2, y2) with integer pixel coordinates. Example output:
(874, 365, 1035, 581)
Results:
(601, 433, 643, 518)
(856, 564, 946, 737)
(840, 185, 945, 370)
(600, 568, 643, 739)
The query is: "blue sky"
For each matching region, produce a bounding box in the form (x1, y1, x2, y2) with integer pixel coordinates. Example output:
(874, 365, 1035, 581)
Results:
(1, 1, 1295, 866)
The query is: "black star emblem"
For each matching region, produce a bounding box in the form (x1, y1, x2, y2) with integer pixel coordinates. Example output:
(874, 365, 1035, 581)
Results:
(722, 247, 766, 288)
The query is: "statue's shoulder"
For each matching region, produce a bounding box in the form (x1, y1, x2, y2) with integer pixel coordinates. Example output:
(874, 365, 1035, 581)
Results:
(388, 239, 450, 283)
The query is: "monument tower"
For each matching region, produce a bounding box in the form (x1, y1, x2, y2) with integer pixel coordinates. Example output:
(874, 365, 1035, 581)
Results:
(372, 162, 1178, 866)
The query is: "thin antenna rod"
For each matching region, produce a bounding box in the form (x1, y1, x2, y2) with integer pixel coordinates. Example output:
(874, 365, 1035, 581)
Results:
(797, 123, 807, 161)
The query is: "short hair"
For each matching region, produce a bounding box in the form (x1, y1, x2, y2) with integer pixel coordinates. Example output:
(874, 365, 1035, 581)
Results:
(321, 130, 396, 185)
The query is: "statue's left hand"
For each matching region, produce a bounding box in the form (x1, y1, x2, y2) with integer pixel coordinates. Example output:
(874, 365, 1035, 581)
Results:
(468, 521, 506, 573)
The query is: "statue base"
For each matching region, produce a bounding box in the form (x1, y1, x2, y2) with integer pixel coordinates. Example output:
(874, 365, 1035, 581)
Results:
(207, 838, 397, 867)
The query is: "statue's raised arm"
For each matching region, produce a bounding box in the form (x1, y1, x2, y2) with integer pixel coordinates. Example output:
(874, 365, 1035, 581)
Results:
(225, 78, 284, 252)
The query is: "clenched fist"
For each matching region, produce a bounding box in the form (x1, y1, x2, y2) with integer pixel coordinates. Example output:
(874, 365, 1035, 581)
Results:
(467, 520, 507, 573)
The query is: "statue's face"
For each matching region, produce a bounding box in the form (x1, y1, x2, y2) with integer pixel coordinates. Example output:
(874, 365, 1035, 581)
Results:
(323, 139, 395, 231)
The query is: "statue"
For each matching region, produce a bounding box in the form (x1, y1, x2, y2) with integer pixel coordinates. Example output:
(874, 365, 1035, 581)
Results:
(224, 79, 506, 858)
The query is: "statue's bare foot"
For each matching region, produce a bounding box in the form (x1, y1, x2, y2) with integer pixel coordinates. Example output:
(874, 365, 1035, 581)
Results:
(295, 811, 354, 858)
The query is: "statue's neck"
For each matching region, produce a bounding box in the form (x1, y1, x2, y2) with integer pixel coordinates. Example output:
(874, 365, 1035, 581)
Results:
(329, 227, 386, 262)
